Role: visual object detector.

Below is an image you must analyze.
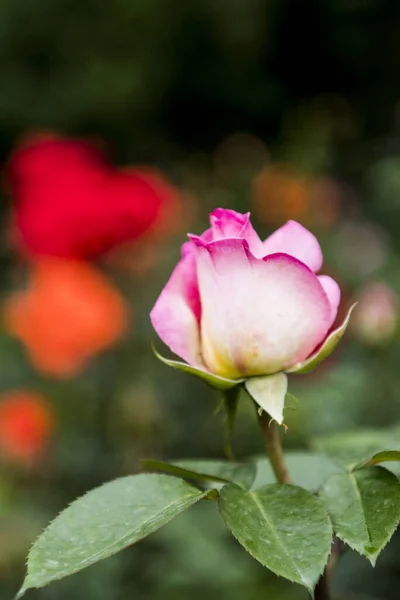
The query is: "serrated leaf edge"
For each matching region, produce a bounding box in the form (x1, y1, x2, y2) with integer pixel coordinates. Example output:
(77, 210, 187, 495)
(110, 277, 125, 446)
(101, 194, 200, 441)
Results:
(320, 468, 400, 565)
(20, 475, 210, 594)
(219, 484, 332, 594)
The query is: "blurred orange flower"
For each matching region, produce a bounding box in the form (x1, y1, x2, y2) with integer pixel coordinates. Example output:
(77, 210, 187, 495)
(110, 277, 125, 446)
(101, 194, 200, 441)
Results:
(252, 163, 340, 229)
(4, 260, 128, 377)
(0, 391, 53, 464)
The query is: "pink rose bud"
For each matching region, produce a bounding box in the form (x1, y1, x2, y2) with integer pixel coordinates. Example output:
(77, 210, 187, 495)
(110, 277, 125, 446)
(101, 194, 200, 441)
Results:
(151, 209, 354, 423)
(351, 282, 398, 346)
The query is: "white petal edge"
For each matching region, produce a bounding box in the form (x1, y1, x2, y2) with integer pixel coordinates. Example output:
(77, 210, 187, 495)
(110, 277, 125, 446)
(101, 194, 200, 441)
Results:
(245, 373, 288, 425)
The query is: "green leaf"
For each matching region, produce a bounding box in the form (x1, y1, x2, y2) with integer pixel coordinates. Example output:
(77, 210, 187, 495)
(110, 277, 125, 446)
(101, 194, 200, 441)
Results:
(219, 483, 332, 594)
(245, 372, 288, 424)
(141, 458, 256, 490)
(287, 303, 356, 374)
(19, 474, 209, 595)
(152, 346, 243, 390)
(252, 451, 345, 492)
(319, 467, 400, 564)
(313, 428, 400, 469)
(354, 450, 400, 470)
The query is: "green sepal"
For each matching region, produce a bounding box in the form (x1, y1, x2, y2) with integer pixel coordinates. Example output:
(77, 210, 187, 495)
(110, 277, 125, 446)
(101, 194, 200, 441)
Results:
(245, 373, 288, 424)
(152, 345, 243, 390)
(286, 303, 357, 374)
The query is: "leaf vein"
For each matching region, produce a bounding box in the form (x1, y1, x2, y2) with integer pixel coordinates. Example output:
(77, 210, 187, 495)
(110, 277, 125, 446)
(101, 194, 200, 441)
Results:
(249, 491, 308, 587)
(28, 491, 204, 585)
(349, 473, 371, 545)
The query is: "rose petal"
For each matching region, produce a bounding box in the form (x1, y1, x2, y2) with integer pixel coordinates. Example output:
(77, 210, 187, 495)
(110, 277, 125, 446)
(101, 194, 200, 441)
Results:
(196, 209, 265, 257)
(211, 209, 248, 238)
(286, 303, 357, 374)
(209, 209, 265, 257)
(150, 253, 202, 367)
(263, 220, 323, 272)
(191, 237, 331, 377)
(318, 275, 341, 326)
(245, 373, 288, 424)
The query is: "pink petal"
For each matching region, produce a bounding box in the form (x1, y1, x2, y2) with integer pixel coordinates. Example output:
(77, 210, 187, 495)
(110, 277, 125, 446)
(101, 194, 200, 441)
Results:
(263, 220, 323, 272)
(150, 251, 202, 367)
(199, 227, 214, 244)
(286, 303, 356, 374)
(199, 208, 265, 257)
(191, 237, 331, 377)
(210, 208, 248, 238)
(178, 242, 201, 321)
(318, 275, 341, 326)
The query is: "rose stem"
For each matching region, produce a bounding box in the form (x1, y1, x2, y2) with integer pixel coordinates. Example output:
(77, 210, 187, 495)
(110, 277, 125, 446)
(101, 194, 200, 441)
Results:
(314, 571, 331, 600)
(257, 411, 291, 484)
(315, 538, 342, 600)
(257, 408, 332, 600)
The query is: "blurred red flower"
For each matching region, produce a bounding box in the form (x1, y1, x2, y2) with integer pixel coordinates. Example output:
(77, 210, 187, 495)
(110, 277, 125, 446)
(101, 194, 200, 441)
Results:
(4, 259, 128, 377)
(6, 133, 181, 259)
(0, 391, 53, 464)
